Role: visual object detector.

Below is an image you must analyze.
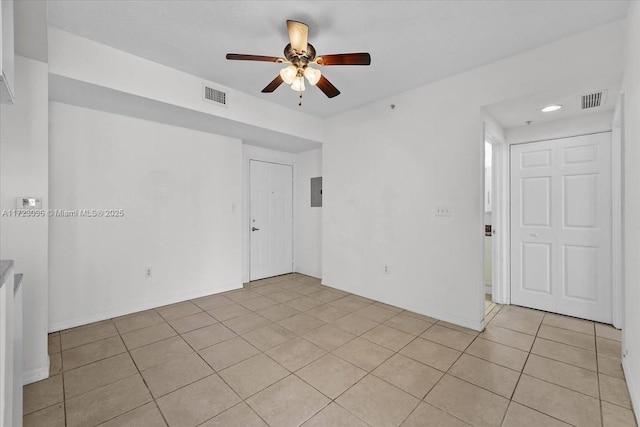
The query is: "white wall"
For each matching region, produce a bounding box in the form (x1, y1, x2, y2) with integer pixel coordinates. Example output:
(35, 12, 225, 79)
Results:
(0, 56, 49, 383)
(48, 102, 243, 330)
(295, 149, 322, 278)
(323, 21, 624, 331)
(621, 1, 640, 420)
(505, 110, 614, 144)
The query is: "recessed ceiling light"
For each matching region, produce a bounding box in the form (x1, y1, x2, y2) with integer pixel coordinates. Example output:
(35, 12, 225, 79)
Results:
(541, 104, 563, 112)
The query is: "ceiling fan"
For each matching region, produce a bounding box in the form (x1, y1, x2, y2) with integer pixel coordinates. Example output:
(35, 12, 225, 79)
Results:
(226, 20, 371, 103)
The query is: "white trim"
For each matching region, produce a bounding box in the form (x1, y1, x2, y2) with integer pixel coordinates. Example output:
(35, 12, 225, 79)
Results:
(23, 361, 49, 385)
(242, 147, 297, 283)
(484, 285, 492, 295)
(623, 357, 640, 426)
(49, 282, 242, 332)
(612, 97, 624, 329)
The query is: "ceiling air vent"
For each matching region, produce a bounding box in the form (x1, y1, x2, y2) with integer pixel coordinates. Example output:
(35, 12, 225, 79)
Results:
(203, 84, 227, 107)
(579, 90, 607, 110)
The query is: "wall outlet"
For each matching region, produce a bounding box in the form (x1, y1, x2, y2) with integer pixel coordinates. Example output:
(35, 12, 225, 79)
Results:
(384, 265, 390, 274)
(145, 267, 152, 278)
(435, 206, 451, 217)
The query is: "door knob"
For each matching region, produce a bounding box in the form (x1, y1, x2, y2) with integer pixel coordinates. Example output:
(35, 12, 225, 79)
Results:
(252, 227, 260, 231)
(530, 233, 540, 237)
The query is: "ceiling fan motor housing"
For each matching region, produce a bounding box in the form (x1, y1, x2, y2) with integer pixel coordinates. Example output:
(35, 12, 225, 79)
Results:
(284, 43, 316, 68)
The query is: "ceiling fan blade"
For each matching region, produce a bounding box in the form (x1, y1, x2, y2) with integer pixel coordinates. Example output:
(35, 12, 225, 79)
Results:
(287, 20, 309, 54)
(261, 75, 284, 93)
(226, 53, 284, 62)
(316, 75, 340, 98)
(316, 53, 371, 66)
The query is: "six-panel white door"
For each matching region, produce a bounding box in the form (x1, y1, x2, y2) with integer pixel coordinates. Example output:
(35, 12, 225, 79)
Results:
(510, 133, 612, 323)
(250, 160, 293, 281)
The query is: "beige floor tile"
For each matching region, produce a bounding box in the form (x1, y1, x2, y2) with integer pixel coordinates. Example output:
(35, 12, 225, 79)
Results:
(113, 310, 165, 334)
(182, 323, 237, 350)
(601, 401, 638, 427)
(353, 305, 398, 323)
(490, 310, 541, 335)
(223, 313, 272, 335)
(226, 289, 262, 303)
(512, 374, 601, 427)
(401, 402, 471, 427)
(62, 335, 127, 371)
(168, 311, 218, 334)
(141, 352, 214, 397)
(373, 353, 443, 398)
(542, 313, 595, 335)
(531, 338, 597, 371)
(501, 402, 572, 427)
(597, 337, 622, 358)
(302, 402, 369, 427)
(121, 322, 177, 350)
(403, 311, 439, 323)
(449, 354, 520, 398)
(251, 283, 285, 296)
(384, 313, 433, 336)
(333, 313, 379, 335)
(257, 303, 300, 322)
(156, 374, 241, 427)
(284, 296, 324, 311)
(435, 321, 480, 336)
(200, 402, 267, 427)
(523, 354, 599, 397)
(425, 374, 509, 427)
(239, 295, 279, 311)
(48, 333, 61, 355)
(266, 337, 327, 371)
(598, 353, 624, 379)
(242, 323, 297, 351)
(219, 354, 290, 398)
(478, 325, 534, 352)
(330, 295, 374, 312)
(307, 304, 351, 322)
(23, 374, 64, 415)
(295, 284, 325, 295)
(247, 375, 330, 426)
(600, 373, 632, 409)
(362, 324, 414, 351)
(207, 303, 252, 321)
(191, 294, 234, 310)
(297, 354, 367, 398)
(130, 336, 193, 371)
(278, 313, 326, 335)
(304, 324, 356, 351)
(23, 402, 65, 427)
(308, 289, 346, 303)
(538, 325, 596, 351)
(400, 337, 461, 371)
(422, 325, 476, 351)
(333, 336, 394, 371)
(156, 301, 202, 321)
(64, 353, 138, 398)
(198, 336, 260, 371)
(66, 374, 152, 427)
(337, 374, 420, 427)
(266, 290, 300, 303)
(49, 352, 62, 376)
(596, 324, 622, 341)
(60, 321, 119, 350)
(373, 301, 403, 313)
(98, 402, 167, 426)
(465, 338, 528, 371)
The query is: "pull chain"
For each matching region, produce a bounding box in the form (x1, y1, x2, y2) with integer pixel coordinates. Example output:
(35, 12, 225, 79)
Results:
(299, 92, 303, 107)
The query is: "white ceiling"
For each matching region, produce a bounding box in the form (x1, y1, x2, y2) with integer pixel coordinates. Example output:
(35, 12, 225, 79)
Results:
(45, 1, 629, 118)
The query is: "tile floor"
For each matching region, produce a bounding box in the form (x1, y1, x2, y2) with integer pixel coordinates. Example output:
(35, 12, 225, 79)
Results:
(25, 274, 637, 427)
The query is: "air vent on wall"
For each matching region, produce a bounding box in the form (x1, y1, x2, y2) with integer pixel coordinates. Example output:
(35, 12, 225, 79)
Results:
(203, 84, 227, 107)
(579, 90, 607, 110)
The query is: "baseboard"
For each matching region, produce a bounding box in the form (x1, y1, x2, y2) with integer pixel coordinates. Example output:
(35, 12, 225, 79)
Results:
(49, 282, 243, 332)
(321, 280, 485, 332)
(23, 359, 49, 385)
(294, 269, 321, 279)
(622, 357, 640, 425)
(485, 285, 492, 295)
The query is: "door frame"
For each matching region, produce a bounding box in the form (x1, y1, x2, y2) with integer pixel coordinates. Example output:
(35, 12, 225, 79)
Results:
(242, 149, 296, 283)
(495, 129, 623, 326)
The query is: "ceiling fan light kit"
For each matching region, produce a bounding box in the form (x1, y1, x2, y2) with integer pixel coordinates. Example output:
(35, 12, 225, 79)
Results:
(226, 20, 371, 105)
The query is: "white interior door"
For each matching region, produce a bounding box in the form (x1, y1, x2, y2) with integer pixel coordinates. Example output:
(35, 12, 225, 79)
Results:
(510, 133, 612, 323)
(250, 160, 293, 281)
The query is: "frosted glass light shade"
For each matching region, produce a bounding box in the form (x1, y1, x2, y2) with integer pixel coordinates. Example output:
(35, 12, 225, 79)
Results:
(304, 67, 321, 85)
(279, 65, 297, 84)
(291, 76, 306, 92)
